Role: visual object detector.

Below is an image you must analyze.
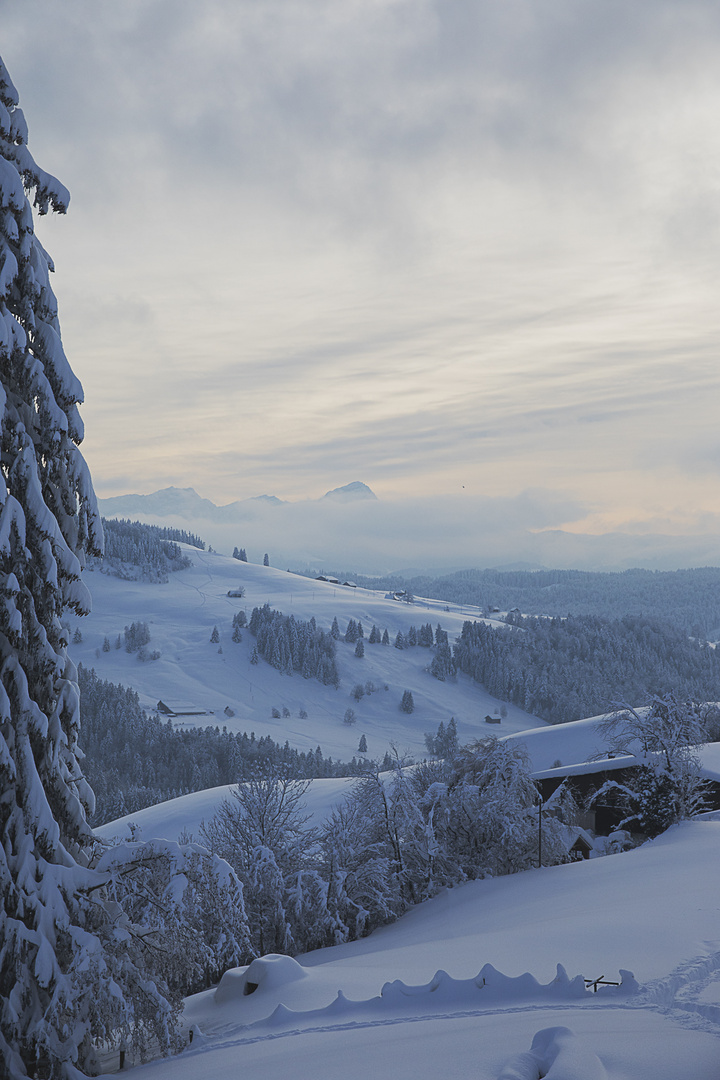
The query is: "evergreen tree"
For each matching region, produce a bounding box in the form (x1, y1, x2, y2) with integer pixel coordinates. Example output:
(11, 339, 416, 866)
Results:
(358, 734, 368, 754)
(430, 641, 455, 681)
(424, 717, 459, 758)
(355, 639, 365, 658)
(382, 628, 390, 646)
(263, 553, 270, 566)
(210, 625, 220, 644)
(446, 716, 459, 756)
(0, 57, 106, 1076)
(330, 616, 340, 640)
(400, 690, 415, 714)
(425, 720, 446, 756)
(124, 620, 150, 653)
(0, 59, 219, 1077)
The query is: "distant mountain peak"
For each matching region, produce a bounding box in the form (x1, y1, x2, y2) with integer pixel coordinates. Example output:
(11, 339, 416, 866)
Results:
(322, 482, 378, 502)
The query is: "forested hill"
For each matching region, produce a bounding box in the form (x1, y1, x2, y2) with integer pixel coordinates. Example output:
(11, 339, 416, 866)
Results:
(454, 614, 720, 724)
(340, 567, 720, 638)
(89, 518, 206, 582)
(78, 666, 375, 826)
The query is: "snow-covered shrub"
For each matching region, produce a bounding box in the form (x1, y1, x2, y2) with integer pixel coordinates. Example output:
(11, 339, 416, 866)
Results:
(591, 694, 711, 837)
(200, 773, 326, 956)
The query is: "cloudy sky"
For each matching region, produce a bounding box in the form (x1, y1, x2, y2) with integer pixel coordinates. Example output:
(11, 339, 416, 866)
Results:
(5, 1, 720, 568)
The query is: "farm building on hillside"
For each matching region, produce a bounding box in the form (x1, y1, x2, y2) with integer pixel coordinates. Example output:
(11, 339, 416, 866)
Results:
(156, 701, 210, 718)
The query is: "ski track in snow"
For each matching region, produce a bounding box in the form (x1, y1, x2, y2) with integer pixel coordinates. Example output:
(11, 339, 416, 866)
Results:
(645, 947, 720, 1033)
(173, 551, 213, 607)
(189, 1002, 658, 1053)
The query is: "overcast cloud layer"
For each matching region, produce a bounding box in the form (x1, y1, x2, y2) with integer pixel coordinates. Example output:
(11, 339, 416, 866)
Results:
(5, 1, 720, 567)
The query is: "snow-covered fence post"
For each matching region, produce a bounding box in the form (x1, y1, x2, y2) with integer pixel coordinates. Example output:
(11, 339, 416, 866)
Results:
(538, 791, 543, 868)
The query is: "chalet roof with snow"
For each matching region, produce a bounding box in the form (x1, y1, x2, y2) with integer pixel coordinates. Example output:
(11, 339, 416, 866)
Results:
(156, 700, 210, 717)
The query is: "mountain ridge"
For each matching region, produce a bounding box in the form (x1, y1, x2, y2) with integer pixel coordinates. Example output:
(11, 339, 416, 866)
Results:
(98, 482, 378, 522)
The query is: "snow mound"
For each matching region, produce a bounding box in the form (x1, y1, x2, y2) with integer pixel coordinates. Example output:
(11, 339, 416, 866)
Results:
(215, 954, 307, 1004)
(499, 1026, 608, 1080)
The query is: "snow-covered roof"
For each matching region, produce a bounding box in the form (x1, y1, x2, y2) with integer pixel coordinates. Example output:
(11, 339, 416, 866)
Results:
(501, 713, 618, 772)
(156, 700, 209, 716)
(533, 754, 638, 781)
(697, 742, 720, 782)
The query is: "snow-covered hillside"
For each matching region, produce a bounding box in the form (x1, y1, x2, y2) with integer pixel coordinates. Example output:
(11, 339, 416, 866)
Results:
(94, 777, 358, 844)
(112, 819, 720, 1080)
(72, 548, 542, 761)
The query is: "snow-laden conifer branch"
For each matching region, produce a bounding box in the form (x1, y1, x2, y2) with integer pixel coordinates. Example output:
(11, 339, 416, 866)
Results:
(0, 53, 249, 1079)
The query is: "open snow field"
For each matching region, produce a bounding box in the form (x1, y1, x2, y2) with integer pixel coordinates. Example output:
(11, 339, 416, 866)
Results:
(72, 548, 543, 761)
(111, 821, 720, 1080)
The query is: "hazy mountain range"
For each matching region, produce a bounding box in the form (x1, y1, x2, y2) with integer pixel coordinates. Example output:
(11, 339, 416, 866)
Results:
(97, 483, 720, 576)
(98, 482, 377, 523)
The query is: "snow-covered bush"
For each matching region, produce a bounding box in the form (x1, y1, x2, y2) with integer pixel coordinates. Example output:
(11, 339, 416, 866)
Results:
(592, 694, 710, 837)
(200, 773, 324, 956)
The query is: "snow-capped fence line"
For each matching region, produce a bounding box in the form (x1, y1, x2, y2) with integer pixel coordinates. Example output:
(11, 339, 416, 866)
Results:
(217, 959, 639, 1037)
(379, 962, 592, 1005)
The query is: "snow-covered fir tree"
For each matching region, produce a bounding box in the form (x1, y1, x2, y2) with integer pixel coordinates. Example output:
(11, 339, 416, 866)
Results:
(399, 689, 415, 713)
(0, 53, 106, 1077)
(0, 57, 248, 1078)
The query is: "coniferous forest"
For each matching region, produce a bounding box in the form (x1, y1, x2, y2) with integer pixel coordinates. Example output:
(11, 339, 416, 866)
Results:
(88, 518, 205, 582)
(329, 566, 720, 638)
(452, 614, 720, 724)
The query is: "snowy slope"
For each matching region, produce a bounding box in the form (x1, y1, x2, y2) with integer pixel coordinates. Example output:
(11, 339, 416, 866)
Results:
(94, 776, 358, 844)
(71, 548, 543, 761)
(117, 820, 720, 1080)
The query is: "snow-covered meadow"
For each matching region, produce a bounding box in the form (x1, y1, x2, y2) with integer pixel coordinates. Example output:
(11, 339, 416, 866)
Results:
(72, 547, 542, 762)
(104, 818, 720, 1080)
